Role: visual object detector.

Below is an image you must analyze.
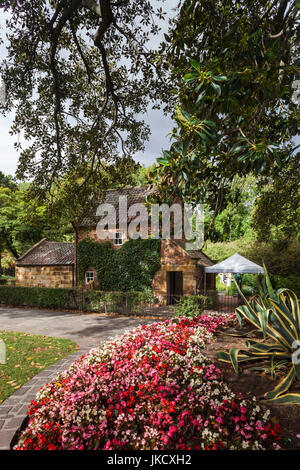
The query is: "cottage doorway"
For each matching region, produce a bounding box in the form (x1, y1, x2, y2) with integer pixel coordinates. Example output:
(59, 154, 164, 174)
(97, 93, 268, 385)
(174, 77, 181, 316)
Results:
(167, 271, 183, 305)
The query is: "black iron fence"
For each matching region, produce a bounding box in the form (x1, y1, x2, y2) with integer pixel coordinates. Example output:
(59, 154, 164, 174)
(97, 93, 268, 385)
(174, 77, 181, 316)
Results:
(78, 291, 244, 317)
(198, 290, 243, 313)
(0, 284, 246, 317)
(65, 291, 185, 317)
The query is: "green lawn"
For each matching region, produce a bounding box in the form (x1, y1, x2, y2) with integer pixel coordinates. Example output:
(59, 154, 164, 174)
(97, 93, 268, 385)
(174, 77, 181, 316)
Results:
(0, 330, 79, 403)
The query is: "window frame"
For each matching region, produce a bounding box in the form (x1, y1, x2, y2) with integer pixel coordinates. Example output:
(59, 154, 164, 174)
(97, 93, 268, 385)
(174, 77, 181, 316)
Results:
(85, 271, 95, 285)
(113, 231, 124, 246)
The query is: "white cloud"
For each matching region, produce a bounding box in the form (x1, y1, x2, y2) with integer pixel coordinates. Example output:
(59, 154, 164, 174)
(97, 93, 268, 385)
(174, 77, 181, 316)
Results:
(0, 114, 19, 175)
(134, 107, 174, 166)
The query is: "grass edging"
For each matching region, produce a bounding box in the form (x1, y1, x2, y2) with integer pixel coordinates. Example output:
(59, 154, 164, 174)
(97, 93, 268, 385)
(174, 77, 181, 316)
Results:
(0, 330, 79, 404)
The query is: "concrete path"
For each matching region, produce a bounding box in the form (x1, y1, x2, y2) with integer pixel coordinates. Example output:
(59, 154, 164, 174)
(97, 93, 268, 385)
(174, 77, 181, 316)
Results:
(0, 306, 155, 349)
(0, 306, 157, 450)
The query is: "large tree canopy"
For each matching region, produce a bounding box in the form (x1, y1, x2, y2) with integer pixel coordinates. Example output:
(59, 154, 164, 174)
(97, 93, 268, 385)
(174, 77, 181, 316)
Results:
(252, 151, 300, 240)
(0, 0, 169, 191)
(0, 1, 299, 234)
(152, 0, 299, 215)
(0, 182, 49, 259)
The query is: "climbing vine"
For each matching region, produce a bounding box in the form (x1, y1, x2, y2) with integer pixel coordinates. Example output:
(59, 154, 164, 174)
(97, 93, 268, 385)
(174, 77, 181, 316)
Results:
(78, 238, 161, 292)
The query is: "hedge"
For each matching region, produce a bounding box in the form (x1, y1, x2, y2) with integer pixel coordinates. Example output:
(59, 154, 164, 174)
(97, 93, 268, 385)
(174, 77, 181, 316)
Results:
(0, 285, 155, 313)
(0, 278, 15, 286)
(0, 285, 78, 309)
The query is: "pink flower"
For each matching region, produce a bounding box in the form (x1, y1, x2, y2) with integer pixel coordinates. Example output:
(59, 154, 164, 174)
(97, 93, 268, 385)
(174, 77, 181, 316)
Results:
(14, 315, 281, 451)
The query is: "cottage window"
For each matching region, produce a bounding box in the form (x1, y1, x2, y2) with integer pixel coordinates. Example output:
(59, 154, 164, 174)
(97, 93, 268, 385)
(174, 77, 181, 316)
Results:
(114, 231, 123, 246)
(85, 271, 95, 285)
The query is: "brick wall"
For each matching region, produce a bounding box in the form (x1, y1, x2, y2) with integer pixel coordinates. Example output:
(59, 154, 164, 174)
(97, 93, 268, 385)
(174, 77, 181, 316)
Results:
(15, 265, 74, 289)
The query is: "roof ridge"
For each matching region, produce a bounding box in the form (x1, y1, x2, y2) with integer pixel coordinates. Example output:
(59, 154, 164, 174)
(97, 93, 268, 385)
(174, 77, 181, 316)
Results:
(105, 185, 150, 192)
(17, 238, 48, 261)
(47, 241, 73, 245)
(16, 239, 74, 266)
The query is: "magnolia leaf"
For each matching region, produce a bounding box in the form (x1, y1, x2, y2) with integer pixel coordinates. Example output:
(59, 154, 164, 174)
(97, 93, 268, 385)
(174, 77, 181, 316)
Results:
(210, 82, 221, 96)
(190, 58, 201, 72)
(213, 75, 228, 82)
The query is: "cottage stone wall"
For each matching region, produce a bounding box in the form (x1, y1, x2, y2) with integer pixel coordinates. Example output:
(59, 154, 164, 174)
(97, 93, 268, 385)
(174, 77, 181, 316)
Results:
(78, 230, 214, 304)
(15, 265, 74, 289)
(152, 240, 198, 304)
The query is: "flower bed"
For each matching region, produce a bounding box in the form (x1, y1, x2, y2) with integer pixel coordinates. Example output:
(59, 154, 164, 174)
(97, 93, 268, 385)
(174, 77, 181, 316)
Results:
(15, 314, 282, 450)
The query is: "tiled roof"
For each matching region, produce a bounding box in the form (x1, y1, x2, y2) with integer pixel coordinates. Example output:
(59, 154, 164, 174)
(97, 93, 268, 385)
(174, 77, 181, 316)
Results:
(187, 250, 215, 266)
(16, 239, 74, 266)
(105, 186, 154, 206)
(81, 186, 156, 227)
(174, 240, 214, 267)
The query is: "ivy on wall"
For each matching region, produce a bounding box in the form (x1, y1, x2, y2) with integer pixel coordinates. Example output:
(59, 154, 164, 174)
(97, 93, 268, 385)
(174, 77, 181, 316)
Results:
(78, 238, 161, 292)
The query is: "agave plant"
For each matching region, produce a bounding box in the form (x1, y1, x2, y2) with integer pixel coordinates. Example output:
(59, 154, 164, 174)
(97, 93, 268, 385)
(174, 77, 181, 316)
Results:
(217, 265, 300, 404)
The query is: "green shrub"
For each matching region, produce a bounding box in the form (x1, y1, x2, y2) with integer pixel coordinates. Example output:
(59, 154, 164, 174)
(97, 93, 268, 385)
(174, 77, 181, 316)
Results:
(126, 290, 155, 314)
(225, 283, 254, 297)
(216, 273, 259, 295)
(174, 295, 211, 318)
(270, 275, 300, 297)
(241, 285, 255, 296)
(85, 291, 124, 312)
(0, 285, 78, 309)
(216, 275, 226, 292)
(85, 290, 154, 313)
(226, 284, 237, 296)
(0, 285, 156, 314)
(241, 274, 259, 292)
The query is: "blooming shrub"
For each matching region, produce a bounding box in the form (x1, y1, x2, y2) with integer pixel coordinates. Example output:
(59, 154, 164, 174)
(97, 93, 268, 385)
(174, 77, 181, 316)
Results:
(15, 314, 283, 450)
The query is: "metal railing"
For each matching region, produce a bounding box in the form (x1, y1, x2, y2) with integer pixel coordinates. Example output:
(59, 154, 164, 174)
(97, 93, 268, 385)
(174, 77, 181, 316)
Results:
(78, 291, 244, 317)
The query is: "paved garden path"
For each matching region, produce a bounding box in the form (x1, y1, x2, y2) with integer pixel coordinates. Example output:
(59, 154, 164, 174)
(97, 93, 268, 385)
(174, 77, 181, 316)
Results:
(0, 306, 156, 450)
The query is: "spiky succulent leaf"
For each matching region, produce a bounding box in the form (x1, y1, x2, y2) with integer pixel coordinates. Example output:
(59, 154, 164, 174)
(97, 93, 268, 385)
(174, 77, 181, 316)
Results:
(265, 394, 300, 405)
(264, 365, 295, 400)
(218, 274, 300, 404)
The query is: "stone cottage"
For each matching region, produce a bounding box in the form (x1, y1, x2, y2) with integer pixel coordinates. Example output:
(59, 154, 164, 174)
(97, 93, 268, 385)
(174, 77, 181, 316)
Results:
(15, 186, 215, 303)
(15, 239, 75, 288)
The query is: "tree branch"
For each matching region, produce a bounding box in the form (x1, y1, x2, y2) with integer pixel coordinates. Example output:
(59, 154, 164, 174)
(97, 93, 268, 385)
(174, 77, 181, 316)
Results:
(69, 18, 93, 83)
(48, 0, 83, 187)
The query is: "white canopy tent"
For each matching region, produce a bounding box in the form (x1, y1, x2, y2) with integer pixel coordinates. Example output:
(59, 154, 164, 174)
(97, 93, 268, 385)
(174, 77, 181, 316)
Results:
(203, 253, 264, 292)
(205, 253, 264, 274)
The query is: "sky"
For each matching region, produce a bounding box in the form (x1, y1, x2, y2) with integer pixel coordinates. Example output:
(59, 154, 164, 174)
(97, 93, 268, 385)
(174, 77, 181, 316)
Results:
(0, 1, 178, 176)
